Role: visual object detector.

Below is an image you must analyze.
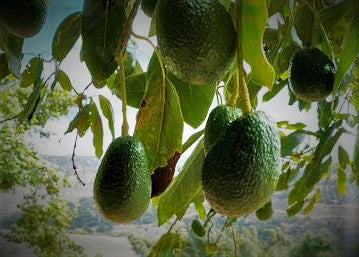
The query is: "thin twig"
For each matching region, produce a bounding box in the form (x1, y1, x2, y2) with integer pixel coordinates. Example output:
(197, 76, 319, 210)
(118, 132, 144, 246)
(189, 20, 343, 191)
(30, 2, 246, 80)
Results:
(168, 217, 179, 233)
(231, 225, 237, 257)
(115, 0, 141, 56)
(82, 81, 93, 94)
(216, 217, 229, 243)
(71, 133, 86, 186)
(0, 113, 20, 124)
(131, 31, 157, 50)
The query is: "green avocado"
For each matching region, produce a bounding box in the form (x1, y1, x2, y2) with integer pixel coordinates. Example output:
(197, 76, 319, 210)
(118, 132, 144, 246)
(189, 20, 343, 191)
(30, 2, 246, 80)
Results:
(141, 0, 157, 17)
(93, 136, 151, 223)
(155, 0, 236, 85)
(204, 105, 241, 154)
(202, 111, 281, 217)
(0, 0, 47, 38)
(289, 47, 335, 102)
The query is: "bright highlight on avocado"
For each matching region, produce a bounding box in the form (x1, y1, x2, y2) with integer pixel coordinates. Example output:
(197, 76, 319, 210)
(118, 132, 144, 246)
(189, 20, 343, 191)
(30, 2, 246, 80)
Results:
(93, 136, 151, 223)
(155, 0, 236, 85)
(0, 0, 47, 38)
(202, 110, 281, 217)
(289, 47, 335, 102)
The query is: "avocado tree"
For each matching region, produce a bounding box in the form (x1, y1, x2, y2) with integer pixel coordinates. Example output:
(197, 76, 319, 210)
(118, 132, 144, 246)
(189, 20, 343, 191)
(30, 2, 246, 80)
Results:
(0, 0, 358, 256)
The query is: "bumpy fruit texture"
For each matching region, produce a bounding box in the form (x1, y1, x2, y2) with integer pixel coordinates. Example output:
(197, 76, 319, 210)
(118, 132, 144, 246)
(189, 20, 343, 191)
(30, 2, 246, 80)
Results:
(0, 0, 47, 37)
(289, 47, 335, 102)
(155, 0, 236, 85)
(141, 0, 157, 17)
(202, 111, 281, 217)
(93, 136, 151, 223)
(204, 105, 241, 154)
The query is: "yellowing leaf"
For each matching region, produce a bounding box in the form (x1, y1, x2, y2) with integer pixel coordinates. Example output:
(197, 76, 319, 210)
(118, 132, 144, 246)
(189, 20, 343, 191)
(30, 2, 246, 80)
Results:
(337, 166, 347, 196)
(303, 189, 320, 215)
(242, 0, 275, 89)
(20, 57, 43, 88)
(65, 104, 91, 137)
(57, 70, 72, 92)
(90, 102, 103, 158)
(134, 53, 183, 171)
(99, 95, 115, 140)
(52, 12, 81, 62)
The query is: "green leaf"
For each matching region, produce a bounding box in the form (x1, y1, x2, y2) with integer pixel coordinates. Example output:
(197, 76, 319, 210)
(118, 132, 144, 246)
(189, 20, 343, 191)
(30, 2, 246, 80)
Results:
(333, 13, 359, 92)
(288, 125, 343, 205)
(287, 199, 304, 217)
(303, 189, 320, 215)
(20, 57, 43, 88)
(336, 166, 347, 196)
(280, 130, 307, 157)
(82, 0, 126, 82)
(242, 0, 275, 89)
(193, 191, 206, 220)
(293, 3, 313, 46)
(0, 54, 10, 79)
(277, 121, 306, 130)
(52, 12, 81, 62)
(276, 167, 296, 191)
(262, 79, 287, 102)
(256, 201, 273, 221)
(192, 219, 206, 237)
(149, 233, 183, 257)
(352, 127, 359, 185)
(18, 79, 44, 123)
(134, 53, 183, 171)
(0, 25, 23, 77)
(338, 145, 350, 168)
(122, 72, 147, 108)
(157, 140, 205, 226)
(57, 70, 72, 91)
(90, 102, 103, 158)
(169, 73, 215, 128)
(288, 157, 332, 205)
(99, 95, 115, 140)
(65, 104, 91, 137)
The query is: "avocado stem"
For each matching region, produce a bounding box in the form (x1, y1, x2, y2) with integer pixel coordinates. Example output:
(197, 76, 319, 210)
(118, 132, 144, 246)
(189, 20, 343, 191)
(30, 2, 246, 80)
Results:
(117, 54, 129, 136)
(235, 0, 252, 114)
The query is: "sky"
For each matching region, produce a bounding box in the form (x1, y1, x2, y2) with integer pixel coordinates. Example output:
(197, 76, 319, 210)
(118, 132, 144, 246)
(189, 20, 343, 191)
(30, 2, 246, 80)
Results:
(21, 0, 356, 164)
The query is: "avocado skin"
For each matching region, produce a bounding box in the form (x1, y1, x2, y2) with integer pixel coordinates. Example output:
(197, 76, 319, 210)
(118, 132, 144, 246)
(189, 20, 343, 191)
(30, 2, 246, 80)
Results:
(141, 0, 157, 17)
(155, 0, 236, 85)
(204, 105, 241, 154)
(202, 111, 281, 217)
(0, 0, 47, 37)
(94, 136, 151, 223)
(289, 47, 335, 102)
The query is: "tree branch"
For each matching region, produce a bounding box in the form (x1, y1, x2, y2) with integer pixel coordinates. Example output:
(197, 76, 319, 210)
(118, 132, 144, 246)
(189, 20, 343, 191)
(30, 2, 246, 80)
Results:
(71, 133, 86, 186)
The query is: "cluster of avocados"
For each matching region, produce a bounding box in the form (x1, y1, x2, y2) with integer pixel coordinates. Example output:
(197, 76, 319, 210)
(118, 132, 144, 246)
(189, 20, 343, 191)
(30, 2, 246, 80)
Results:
(94, 0, 337, 223)
(0, 0, 47, 38)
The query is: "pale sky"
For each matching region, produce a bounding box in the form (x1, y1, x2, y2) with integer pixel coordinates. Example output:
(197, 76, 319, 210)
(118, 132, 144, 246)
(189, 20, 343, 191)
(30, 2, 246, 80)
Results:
(22, 0, 355, 165)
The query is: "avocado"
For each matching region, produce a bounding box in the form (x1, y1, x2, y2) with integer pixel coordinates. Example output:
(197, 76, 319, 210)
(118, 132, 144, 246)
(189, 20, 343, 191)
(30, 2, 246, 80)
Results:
(155, 0, 236, 85)
(141, 0, 157, 17)
(93, 136, 151, 223)
(289, 47, 335, 102)
(202, 111, 281, 217)
(204, 105, 241, 153)
(0, 0, 47, 38)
